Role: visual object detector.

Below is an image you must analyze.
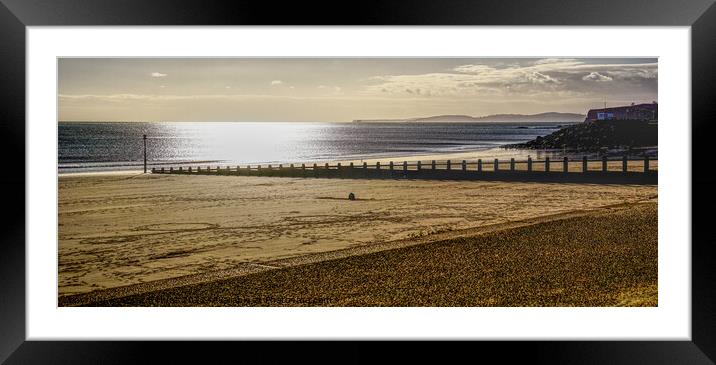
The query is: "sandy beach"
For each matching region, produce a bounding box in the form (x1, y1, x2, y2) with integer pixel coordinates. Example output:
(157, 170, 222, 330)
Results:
(59, 171, 657, 299)
(88, 201, 658, 307)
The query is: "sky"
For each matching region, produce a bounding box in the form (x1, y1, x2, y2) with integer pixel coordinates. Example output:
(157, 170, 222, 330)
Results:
(58, 58, 657, 122)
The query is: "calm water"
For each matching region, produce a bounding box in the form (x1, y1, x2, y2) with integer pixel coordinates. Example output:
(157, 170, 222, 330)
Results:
(58, 122, 575, 173)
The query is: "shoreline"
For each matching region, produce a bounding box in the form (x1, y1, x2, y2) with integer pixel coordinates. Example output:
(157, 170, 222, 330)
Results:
(58, 169, 145, 177)
(59, 146, 658, 176)
(58, 147, 516, 175)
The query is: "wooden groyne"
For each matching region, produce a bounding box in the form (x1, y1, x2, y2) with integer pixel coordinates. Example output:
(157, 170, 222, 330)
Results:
(152, 157, 657, 185)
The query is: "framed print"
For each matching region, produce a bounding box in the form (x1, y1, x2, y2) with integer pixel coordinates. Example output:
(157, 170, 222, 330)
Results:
(2, 0, 716, 363)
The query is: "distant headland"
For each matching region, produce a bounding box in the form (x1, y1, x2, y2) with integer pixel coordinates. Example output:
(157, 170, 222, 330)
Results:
(352, 112, 585, 123)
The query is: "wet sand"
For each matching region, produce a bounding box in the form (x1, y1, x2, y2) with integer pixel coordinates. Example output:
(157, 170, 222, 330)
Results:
(87, 201, 658, 307)
(59, 173, 657, 297)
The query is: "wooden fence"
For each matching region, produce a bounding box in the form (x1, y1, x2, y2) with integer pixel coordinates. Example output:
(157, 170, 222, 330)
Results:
(152, 157, 658, 184)
(151, 156, 657, 184)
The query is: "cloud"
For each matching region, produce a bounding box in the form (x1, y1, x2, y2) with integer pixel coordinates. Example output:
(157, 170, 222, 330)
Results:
(270, 80, 283, 85)
(582, 72, 613, 82)
(527, 72, 560, 84)
(363, 59, 656, 99)
(452, 64, 495, 74)
(151, 72, 167, 78)
(58, 93, 402, 103)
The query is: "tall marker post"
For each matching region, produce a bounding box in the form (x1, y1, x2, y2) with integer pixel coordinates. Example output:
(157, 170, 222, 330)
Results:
(143, 134, 147, 173)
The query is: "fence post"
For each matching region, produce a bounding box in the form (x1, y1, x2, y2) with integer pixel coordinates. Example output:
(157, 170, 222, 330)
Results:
(389, 161, 394, 172)
(582, 156, 588, 173)
(462, 160, 466, 172)
(376, 161, 381, 170)
(510, 158, 515, 171)
(447, 160, 451, 170)
(545, 157, 550, 172)
(431, 160, 436, 170)
(622, 156, 627, 172)
(527, 157, 532, 172)
(403, 161, 407, 171)
(314, 163, 318, 177)
(494, 159, 499, 172)
(602, 156, 607, 172)
(477, 159, 482, 172)
(563, 157, 568, 173)
(644, 155, 650, 172)
(143, 134, 147, 173)
(417, 161, 422, 170)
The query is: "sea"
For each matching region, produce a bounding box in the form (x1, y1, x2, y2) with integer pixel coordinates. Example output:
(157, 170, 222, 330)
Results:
(58, 121, 583, 173)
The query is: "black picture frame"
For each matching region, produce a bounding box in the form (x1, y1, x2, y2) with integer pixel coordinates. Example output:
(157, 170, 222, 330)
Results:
(1, 0, 715, 363)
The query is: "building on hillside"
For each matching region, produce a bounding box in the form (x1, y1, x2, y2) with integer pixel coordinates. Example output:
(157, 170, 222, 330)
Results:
(585, 102, 657, 122)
